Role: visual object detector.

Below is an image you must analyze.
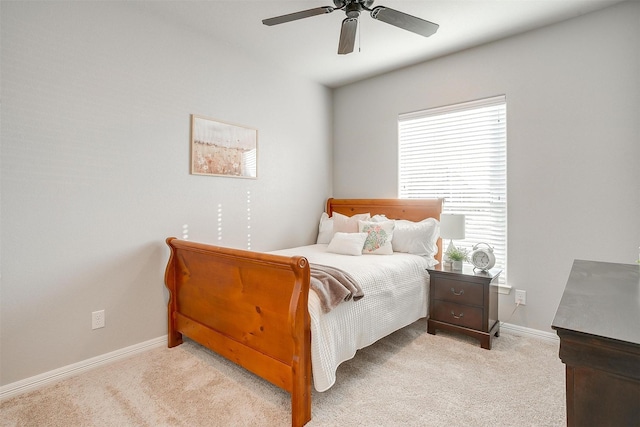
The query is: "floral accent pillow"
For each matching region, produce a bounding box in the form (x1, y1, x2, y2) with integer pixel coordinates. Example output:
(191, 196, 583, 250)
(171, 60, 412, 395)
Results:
(358, 220, 395, 255)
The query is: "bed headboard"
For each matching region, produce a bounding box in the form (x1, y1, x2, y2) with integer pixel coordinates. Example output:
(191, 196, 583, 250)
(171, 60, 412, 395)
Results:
(326, 198, 444, 263)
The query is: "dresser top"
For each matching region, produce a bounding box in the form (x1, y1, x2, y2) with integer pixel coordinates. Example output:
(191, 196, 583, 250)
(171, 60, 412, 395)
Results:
(552, 259, 640, 345)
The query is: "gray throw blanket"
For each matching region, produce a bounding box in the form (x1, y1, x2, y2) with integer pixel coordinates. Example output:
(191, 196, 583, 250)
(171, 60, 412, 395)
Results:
(309, 263, 364, 313)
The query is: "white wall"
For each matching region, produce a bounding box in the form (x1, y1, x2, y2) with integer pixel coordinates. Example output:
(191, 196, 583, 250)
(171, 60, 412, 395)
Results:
(333, 1, 640, 332)
(0, 2, 332, 385)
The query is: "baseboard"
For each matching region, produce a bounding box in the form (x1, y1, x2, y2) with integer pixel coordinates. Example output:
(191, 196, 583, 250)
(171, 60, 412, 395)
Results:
(0, 335, 167, 401)
(500, 322, 560, 343)
(2, 325, 558, 401)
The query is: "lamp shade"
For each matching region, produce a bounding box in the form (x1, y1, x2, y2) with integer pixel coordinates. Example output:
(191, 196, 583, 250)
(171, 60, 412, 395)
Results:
(440, 214, 466, 240)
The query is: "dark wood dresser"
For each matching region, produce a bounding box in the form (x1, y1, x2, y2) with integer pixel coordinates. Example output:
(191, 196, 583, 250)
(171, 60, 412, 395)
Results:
(552, 259, 640, 427)
(427, 265, 501, 349)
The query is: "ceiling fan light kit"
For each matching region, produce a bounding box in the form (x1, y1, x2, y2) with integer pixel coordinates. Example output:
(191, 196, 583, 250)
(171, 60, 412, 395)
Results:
(262, 0, 439, 55)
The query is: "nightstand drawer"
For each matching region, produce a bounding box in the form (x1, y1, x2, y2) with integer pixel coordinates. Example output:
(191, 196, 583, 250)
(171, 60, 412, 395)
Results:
(431, 301, 483, 330)
(432, 277, 484, 306)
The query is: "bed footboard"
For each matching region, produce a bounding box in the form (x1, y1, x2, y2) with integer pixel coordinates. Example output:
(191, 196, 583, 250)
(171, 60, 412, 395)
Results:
(164, 237, 311, 427)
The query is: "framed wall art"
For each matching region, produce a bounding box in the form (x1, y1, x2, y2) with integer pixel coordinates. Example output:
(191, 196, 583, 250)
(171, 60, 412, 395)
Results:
(190, 115, 257, 178)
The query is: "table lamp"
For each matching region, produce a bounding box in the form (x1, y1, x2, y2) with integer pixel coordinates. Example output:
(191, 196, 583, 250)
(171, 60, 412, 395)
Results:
(440, 213, 466, 260)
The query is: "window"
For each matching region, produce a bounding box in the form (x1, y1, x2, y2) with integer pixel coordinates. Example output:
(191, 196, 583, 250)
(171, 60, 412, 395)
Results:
(398, 95, 507, 282)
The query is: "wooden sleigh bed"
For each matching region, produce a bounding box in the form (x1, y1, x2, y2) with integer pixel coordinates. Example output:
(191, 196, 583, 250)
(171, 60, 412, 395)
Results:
(164, 198, 443, 427)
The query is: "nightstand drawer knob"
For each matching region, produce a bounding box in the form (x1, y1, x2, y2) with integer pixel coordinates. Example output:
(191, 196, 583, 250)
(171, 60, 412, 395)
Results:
(450, 310, 464, 319)
(450, 287, 464, 296)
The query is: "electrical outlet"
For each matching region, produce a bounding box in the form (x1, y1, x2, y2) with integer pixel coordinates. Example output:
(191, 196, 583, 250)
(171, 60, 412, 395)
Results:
(515, 290, 527, 305)
(92, 310, 105, 329)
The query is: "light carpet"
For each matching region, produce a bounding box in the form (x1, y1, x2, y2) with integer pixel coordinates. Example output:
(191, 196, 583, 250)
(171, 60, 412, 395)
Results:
(1, 321, 565, 426)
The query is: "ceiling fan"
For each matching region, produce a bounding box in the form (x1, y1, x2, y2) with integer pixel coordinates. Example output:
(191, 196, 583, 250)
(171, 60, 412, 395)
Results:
(262, 0, 439, 55)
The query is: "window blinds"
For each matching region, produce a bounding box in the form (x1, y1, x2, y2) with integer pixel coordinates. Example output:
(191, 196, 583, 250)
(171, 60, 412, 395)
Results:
(398, 95, 507, 279)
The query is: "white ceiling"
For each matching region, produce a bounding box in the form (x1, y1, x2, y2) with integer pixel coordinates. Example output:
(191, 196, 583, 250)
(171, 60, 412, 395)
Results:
(134, 0, 626, 88)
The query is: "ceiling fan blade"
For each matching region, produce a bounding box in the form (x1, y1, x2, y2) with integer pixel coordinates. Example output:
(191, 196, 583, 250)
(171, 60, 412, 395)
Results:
(370, 6, 439, 37)
(262, 6, 335, 26)
(338, 17, 358, 55)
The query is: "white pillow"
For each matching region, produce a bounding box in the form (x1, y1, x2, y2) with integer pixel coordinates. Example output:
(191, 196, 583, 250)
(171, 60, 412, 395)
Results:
(423, 256, 439, 269)
(326, 232, 368, 256)
(392, 218, 440, 257)
(332, 212, 370, 233)
(358, 220, 395, 255)
(316, 212, 334, 244)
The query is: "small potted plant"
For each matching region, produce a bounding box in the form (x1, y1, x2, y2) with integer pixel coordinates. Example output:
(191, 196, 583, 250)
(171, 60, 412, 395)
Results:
(445, 246, 468, 271)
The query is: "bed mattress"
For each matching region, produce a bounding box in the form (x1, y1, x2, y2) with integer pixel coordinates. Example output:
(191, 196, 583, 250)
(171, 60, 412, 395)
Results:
(271, 244, 430, 392)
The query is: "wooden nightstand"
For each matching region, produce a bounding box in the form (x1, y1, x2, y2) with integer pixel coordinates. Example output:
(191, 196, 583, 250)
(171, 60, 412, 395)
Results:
(427, 265, 502, 349)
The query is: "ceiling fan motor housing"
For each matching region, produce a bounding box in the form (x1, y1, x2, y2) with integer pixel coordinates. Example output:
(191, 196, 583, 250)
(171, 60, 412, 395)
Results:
(346, 0, 375, 18)
(334, 0, 375, 10)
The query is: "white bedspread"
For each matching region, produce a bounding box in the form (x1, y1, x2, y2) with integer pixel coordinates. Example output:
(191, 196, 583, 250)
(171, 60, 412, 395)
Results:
(271, 244, 430, 392)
